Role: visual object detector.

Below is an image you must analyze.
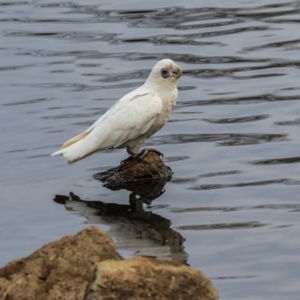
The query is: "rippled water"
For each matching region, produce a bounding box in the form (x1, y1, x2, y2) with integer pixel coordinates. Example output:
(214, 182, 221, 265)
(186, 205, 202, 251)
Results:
(1, 0, 300, 299)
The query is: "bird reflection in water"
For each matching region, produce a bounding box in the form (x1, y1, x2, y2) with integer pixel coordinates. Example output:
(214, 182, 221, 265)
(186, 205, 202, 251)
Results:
(53, 176, 188, 264)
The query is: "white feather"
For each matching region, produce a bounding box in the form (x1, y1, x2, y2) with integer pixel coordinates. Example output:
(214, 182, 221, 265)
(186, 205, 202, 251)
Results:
(51, 91, 162, 163)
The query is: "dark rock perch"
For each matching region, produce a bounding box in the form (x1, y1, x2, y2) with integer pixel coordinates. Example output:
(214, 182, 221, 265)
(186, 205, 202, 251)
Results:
(0, 227, 219, 300)
(94, 150, 173, 190)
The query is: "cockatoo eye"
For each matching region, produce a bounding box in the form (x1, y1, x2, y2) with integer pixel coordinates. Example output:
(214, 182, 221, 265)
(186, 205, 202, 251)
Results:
(161, 68, 170, 78)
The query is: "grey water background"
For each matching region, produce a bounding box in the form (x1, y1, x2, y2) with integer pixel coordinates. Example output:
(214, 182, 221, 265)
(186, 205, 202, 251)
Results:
(1, 0, 300, 298)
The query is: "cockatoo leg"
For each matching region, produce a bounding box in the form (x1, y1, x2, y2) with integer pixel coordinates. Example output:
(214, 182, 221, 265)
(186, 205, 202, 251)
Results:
(121, 148, 163, 164)
(137, 148, 164, 159)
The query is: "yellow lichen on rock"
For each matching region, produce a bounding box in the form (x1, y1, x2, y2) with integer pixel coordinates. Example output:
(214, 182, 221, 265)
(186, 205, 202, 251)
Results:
(89, 257, 219, 300)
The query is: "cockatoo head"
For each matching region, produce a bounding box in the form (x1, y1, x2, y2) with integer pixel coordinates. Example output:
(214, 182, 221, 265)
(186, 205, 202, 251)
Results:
(145, 59, 182, 88)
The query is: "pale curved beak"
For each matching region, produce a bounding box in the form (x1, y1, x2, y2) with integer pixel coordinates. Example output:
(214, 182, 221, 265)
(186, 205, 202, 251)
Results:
(172, 64, 182, 79)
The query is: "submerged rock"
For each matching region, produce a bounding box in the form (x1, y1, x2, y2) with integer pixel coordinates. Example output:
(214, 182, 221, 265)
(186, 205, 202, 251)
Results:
(0, 226, 219, 300)
(94, 150, 172, 189)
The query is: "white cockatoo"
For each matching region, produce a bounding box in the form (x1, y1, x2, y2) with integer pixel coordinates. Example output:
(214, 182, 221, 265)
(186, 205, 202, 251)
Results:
(51, 59, 182, 164)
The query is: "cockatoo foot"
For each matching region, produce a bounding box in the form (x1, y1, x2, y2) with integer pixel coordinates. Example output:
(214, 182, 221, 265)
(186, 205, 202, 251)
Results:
(121, 148, 163, 164)
(137, 148, 164, 159)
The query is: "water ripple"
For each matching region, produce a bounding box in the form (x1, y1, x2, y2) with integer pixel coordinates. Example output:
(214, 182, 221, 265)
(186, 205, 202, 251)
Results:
(190, 178, 300, 191)
(177, 221, 265, 230)
(172, 203, 300, 213)
(151, 133, 287, 146)
(1, 1, 300, 298)
(249, 156, 300, 166)
(203, 114, 269, 124)
(177, 94, 300, 107)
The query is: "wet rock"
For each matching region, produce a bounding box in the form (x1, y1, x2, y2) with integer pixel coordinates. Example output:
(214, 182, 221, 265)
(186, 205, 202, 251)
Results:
(88, 257, 219, 300)
(0, 226, 121, 300)
(94, 150, 172, 189)
(0, 226, 219, 300)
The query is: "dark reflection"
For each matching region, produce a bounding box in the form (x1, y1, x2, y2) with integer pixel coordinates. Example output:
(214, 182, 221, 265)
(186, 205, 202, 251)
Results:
(190, 178, 300, 191)
(178, 221, 265, 230)
(14, 46, 300, 84)
(203, 114, 269, 124)
(118, 10, 158, 15)
(30, 81, 142, 92)
(2, 97, 51, 106)
(177, 94, 300, 107)
(172, 203, 300, 213)
(150, 133, 287, 146)
(198, 170, 241, 178)
(184, 59, 300, 79)
(275, 118, 300, 126)
(6, 3, 296, 31)
(244, 38, 300, 52)
(163, 155, 190, 163)
(53, 177, 188, 264)
(97, 70, 149, 82)
(0, 2, 28, 6)
(172, 170, 241, 184)
(249, 156, 300, 165)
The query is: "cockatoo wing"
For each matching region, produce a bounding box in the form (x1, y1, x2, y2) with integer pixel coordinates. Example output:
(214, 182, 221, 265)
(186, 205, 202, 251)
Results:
(51, 90, 162, 163)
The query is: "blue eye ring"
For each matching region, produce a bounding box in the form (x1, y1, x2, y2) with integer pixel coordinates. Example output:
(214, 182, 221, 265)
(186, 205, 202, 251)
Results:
(161, 68, 170, 78)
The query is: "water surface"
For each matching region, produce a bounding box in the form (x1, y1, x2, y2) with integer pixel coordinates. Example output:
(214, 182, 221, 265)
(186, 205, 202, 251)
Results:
(1, 0, 300, 299)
